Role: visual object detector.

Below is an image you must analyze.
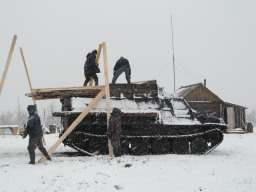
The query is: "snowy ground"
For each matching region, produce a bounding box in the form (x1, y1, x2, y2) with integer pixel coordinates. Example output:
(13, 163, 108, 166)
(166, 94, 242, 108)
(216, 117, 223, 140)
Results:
(0, 132, 256, 192)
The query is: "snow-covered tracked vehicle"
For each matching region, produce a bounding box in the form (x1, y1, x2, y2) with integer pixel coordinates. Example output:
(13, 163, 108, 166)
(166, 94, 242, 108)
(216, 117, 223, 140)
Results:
(49, 80, 227, 155)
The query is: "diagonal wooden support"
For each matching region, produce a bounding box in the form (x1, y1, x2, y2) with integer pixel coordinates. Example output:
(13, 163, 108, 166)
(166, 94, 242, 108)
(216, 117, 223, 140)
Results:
(38, 87, 106, 163)
(19, 47, 37, 108)
(89, 44, 103, 86)
(0, 35, 17, 95)
(19, 47, 46, 145)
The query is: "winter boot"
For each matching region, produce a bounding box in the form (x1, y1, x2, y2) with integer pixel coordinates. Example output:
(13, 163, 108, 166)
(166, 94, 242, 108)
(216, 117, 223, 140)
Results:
(28, 148, 35, 165)
(46, 156, 52, 161)
(29, 161, 35, 164)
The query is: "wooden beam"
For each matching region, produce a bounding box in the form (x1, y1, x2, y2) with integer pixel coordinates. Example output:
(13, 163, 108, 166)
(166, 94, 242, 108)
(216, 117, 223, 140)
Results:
(102, 41, 113, 157)
(89, 44, 103, 86)
(19, 47, 36, 104)
(132, 80, 156, 84)
(38, 88, 106, 163)
(0, 35, 17, 95)
(19, 47, 46, 145)
(96, 44, 103, 64)
(32, 85, 104, 92)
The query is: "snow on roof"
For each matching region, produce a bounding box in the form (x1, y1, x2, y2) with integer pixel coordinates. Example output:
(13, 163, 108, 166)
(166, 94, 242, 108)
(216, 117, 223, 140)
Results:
(172, 83, 201, 98)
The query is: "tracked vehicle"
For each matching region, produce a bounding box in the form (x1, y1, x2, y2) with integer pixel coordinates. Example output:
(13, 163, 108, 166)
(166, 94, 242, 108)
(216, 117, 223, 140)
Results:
(46, 80, 227, 155)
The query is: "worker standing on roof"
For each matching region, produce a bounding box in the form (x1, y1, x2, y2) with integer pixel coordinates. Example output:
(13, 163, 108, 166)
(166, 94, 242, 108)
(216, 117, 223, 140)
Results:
(112, 57, 131, 84)
(23, 105, 52, 164)
(83, 49, 100, 86)
(107, 108, 122, 157)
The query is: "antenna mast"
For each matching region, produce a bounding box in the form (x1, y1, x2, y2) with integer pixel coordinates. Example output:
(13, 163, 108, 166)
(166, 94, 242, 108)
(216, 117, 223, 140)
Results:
(171, 14, 176, 92)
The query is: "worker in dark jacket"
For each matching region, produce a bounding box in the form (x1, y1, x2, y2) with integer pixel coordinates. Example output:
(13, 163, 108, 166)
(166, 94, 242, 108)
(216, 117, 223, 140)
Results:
(107, 108, 122, 157)
(23, 105, 52, 164)
(112, 57, 131, 84)
(83, 49, 99, 86)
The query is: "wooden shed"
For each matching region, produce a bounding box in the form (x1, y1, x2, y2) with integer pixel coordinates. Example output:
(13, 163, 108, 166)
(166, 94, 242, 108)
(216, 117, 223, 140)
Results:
(173, 83, 247, 131)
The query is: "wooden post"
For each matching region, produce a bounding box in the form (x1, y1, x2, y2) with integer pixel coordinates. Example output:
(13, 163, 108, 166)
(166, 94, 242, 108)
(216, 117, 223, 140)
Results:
(19, 47, 46, 145)
(0, 35, 17, 95)
(89, 44, 103, 86)
(102, 41, 113, 157)
(38, 88, 106, 163)
(19, 48, 37, 106)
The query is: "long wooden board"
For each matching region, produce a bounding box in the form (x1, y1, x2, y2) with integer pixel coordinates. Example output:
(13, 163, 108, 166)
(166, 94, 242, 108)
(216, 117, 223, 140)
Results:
(0, 35, 17, 95)
(89, 44, 103, 86)
(102, 42, 113, 157)
(38, 88, 106, 163)
(20, 47, 46, 145)
(26, 83, 158, 100)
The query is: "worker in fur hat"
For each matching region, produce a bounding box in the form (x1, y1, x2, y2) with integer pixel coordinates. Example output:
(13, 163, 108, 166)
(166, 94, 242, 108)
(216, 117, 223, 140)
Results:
(83, 49, 100, 86)
(107, 108, 122, 157)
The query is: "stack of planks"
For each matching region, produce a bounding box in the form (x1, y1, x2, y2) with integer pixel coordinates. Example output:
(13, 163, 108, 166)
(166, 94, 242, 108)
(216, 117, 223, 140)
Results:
(25, 80, 158, 100)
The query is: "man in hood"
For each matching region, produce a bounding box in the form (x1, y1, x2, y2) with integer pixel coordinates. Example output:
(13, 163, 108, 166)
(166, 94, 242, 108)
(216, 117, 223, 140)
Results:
(107, 108, 122, 157)
(83, 49, 100, 86)
(23, 105, 52, 164)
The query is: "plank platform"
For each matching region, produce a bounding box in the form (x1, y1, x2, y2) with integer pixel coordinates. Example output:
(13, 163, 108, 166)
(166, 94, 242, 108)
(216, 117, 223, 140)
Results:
(25, 81, 158, 100)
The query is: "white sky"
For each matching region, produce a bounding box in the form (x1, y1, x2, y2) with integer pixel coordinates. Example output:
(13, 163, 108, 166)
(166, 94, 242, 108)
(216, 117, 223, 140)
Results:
(0, 0, 256, 114)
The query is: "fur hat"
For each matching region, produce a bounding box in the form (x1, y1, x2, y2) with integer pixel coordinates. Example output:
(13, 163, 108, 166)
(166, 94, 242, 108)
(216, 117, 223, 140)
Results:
(92, 50, 97, 55)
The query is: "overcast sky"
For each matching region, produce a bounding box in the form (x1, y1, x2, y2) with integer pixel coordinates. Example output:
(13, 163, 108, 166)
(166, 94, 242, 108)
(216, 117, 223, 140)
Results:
(0, 0, 255, 115)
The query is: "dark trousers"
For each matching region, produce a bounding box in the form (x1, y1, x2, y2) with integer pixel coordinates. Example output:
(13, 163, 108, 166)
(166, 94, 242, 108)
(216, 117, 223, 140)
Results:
(27, 137, 49, 163)
(112, 67, 131, 84)
(84, 74, 98, 86)
(111, 140, 121, 157)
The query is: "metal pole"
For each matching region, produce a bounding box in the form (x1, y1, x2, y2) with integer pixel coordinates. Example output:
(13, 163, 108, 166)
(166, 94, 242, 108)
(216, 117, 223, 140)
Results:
(171, 14, 176, 92)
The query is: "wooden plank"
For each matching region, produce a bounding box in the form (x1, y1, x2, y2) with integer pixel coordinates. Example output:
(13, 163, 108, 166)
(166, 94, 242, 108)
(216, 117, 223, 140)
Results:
(32, 86, 104, 92)
(89, 44, 103, 86)
(25, 83, 158, 100)
(132, 80, 156, 84)
(19, 47, 37, 105)
(0, 35, 17, 95)
(96, 44, 103, 64)
(38, 88, 106, 163)
(26, 86, 104, 99)
(102, 42, 113, 157)
(19, 47, 46, 145)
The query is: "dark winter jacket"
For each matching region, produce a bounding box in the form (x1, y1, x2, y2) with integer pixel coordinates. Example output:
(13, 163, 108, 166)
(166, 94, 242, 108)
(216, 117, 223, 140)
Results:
(23, 105, 43, 138)
(107, 108, 122, 141)
(84, 52, 97, 76)
(114, 57, 131, 75)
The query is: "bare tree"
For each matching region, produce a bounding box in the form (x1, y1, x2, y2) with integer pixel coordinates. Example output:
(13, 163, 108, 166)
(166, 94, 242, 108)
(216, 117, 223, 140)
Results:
(0, 111, 15, 125)
(247, 108, 256, 124)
